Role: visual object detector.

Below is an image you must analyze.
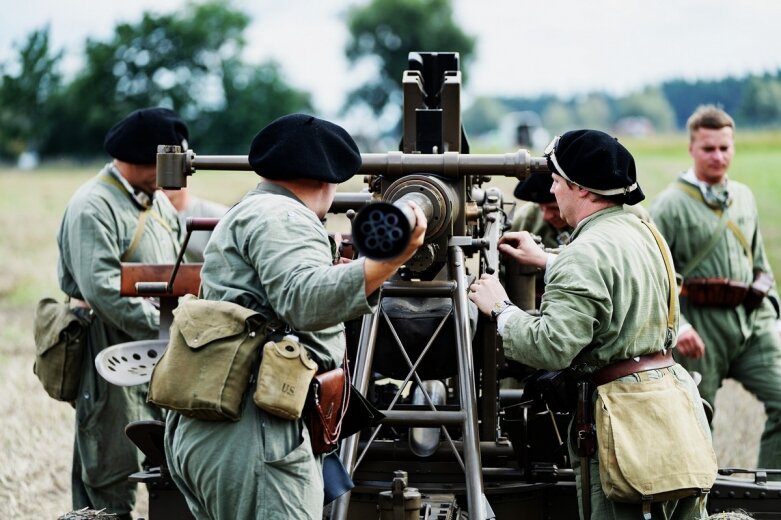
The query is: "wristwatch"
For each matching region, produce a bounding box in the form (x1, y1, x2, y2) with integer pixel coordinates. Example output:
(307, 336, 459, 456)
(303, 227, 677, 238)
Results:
(490, 299, 515, 320)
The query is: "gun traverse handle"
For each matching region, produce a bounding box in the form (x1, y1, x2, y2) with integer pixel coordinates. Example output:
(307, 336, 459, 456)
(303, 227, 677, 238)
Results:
(351, 192, 432, 260)
(186, 217, 220, 232)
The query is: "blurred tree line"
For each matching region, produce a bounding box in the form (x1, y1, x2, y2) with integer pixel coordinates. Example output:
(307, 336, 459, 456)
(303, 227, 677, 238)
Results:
(1, 0, 780, 164)
(464, 71, 781, 140)
(0, 1, 313, 162)
(464, 70, 781, 141)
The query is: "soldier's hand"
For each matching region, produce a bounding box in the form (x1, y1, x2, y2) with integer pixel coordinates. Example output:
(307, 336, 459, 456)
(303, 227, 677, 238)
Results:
(676, 327, 705, 359)
(468, 274, 510, 316)
(399, 201, 427, 263)
(498, 231, 548, 269)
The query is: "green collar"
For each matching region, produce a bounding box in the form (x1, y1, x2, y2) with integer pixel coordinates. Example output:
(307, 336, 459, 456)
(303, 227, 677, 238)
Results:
(249, 181, 306, 207)
(569, 205, 623, 242)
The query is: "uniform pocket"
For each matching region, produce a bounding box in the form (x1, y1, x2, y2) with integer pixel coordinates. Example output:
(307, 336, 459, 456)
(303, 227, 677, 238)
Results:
(262, 411, 306, 463)
(261, 415, 322, 519)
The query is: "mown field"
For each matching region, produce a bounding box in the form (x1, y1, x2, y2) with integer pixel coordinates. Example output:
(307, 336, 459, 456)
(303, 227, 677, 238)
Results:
(1, 131, 779, 518)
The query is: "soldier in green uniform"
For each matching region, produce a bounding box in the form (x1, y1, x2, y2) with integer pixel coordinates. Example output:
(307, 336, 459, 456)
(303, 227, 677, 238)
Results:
(163, 187, 229, 262)
(469, 130, 714, 519)
(509, 171, 651, 313)
(164, 114, 427, 519)
(510, 172, 651, 245)
(57, 108, 187, 518)
(650, 105, 781, 475)
(510, 172, 572, 246)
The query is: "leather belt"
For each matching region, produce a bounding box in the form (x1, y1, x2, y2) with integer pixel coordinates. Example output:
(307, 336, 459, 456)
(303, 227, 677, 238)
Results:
(591, 350, 675, 386)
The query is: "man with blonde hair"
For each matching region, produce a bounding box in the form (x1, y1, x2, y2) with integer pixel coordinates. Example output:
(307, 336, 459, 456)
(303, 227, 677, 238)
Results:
(650, 105, 781, 475)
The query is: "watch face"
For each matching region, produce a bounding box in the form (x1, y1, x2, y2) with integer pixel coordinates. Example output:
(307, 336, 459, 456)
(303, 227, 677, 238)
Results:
(491, 300, 512, 320)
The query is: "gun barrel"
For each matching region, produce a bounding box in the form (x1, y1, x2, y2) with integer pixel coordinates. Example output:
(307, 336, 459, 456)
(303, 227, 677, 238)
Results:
(330, 192, 373, 214)
(188, 151, 549, 178)
(352, 192, 432, 260)
(192, 155, 252, 170)
(359, 150, 549, 179)
(157, 150, 550, 188)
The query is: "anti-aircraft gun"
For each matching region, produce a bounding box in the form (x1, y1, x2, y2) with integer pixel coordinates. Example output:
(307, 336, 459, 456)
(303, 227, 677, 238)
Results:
(329, 52, 557, 520)
(155, 51, 552, 519)
(123, 51, 781, 519)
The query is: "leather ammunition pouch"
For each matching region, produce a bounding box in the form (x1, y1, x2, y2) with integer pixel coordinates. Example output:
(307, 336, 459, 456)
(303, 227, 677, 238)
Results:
(681, 277, 748, 307)
(682, 272, 773, 312)
(305, 366, 349, 455)
(32, 297, 93, 402)
(148, 294, 268, 422)
(303, 358, 386, 455)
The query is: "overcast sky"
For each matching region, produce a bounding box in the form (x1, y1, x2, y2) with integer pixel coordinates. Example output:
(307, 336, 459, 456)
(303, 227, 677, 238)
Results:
(2, 0, 780, 117)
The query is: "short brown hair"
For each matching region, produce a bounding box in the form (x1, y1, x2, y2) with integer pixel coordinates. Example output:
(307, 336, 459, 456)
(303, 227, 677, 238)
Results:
(687, 105, 735, 142)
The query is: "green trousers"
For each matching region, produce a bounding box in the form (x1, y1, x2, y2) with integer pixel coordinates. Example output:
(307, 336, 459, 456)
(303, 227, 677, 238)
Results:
(71, 334, 162, 516)
(166, 392, 324, 519)
(679, 300, 781, 475)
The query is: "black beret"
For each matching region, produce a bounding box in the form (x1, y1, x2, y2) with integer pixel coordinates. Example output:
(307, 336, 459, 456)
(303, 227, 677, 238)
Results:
(513, 173, 555, 203)
(545, 129, 645, 205)
(104, 107, 189, 165)
(248, 113, 361, 183)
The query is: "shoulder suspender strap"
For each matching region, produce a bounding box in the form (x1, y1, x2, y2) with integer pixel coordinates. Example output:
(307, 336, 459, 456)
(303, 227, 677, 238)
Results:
(674, 181, 752, 275)
(98, 174, 153, 262)
(680, 212, 729, 278)
(674, 180, 704, 204)
(726, 220, 752, 266)
(98, 172, 128, 193)
(147, 208, 173, 233)
(641, 220, 677, 337)
(122, 210, 150, 261)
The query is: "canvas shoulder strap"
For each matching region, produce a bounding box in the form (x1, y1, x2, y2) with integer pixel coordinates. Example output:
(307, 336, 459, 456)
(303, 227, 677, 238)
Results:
(122, 210, 151, 261)
(98, 174, 171, 261)
(641, 220, 677, 348)
(674, 181, 752, 276)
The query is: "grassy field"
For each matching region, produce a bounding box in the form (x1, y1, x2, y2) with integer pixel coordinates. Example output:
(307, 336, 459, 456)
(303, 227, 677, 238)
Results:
(1, 131, 779, 518)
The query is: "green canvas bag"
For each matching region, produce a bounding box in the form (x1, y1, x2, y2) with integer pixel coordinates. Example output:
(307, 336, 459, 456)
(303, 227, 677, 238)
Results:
(147, 294, 269, 421)
(32, 297, 93, 401)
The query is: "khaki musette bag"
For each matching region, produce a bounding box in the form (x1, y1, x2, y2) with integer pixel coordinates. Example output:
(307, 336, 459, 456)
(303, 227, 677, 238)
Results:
(595, 220, 718, 504)
(595, 370, 717, 503)
(148, 294, 268, 421)
(32, 297, 93, 401)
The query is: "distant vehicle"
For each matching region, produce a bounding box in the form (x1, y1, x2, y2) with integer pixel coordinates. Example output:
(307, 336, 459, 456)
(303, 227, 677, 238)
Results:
(500, 111, 550, 152)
